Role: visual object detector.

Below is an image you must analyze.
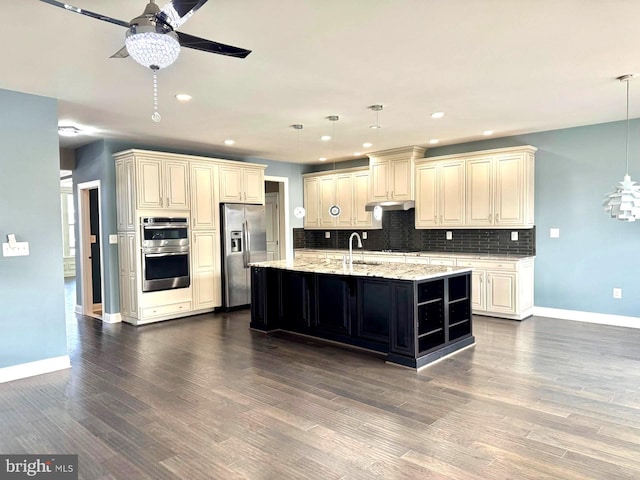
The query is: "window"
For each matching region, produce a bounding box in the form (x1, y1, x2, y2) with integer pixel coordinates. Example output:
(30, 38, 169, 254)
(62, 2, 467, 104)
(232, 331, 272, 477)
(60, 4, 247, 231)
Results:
(60, 186, 75, 257)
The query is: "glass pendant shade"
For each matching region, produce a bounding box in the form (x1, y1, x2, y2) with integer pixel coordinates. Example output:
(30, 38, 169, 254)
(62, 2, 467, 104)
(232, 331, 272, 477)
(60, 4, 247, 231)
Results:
(603, 174, 640, 221)
(125, 29, 180, 70)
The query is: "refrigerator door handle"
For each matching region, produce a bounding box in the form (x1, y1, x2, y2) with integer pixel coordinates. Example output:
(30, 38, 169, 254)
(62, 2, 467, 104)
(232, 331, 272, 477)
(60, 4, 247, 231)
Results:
(242, 219, 249, 268)
(245, 219, 252, 264)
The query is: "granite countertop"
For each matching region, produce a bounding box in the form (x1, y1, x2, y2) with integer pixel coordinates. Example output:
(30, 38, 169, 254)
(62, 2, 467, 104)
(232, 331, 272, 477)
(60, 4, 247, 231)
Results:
(294, 248, 534, 261)
(251, 258, 471, 281)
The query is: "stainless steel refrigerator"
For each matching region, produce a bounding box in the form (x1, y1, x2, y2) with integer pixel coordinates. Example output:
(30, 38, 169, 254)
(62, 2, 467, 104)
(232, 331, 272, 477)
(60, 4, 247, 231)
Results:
(221, 203, 267, 308)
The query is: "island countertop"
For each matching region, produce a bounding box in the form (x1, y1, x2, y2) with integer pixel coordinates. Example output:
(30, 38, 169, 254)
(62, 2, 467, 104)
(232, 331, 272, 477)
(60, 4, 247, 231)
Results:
(251, 258, 471, 282)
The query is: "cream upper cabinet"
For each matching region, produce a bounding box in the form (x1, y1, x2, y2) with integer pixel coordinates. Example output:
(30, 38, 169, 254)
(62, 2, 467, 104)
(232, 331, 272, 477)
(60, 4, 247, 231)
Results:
(137, 157, 189, 210)
(303, 168, 381, 230)
(219, 165, 265, 204)
(319, 175, 337, 227)
(335, 174, 353, 228)
(415, 159, 465, 228)
(353, 170, 374, 227)
(303, 176, 320, 228)
(465, 147, 535, 227)
(190, 162, 218, 230)
(368, 146, 425, 202)
(115, 157, 136, 231)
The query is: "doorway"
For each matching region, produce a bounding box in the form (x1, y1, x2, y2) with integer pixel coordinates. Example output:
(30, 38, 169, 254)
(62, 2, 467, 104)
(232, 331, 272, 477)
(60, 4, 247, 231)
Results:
(77, 180, 105, 320)
(264, 177, 290, 261)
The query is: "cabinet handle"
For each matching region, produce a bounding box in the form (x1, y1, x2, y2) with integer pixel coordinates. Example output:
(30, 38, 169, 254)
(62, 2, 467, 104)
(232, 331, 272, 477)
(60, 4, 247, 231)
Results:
(488, 214, 492, 221)
(434, 215, 438, 223)
(440, 215, 443, 223)
(495, 213, 499, 223)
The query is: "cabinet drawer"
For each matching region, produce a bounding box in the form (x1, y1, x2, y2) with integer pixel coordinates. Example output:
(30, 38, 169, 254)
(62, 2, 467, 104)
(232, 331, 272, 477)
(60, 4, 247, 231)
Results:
(456, 259, 517, 270)
(429, 257, 456, 266)
(142, 301, 192, 318)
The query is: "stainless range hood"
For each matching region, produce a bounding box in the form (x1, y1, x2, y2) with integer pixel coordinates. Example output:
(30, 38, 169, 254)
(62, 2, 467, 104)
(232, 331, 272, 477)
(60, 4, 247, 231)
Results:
(365, 200, 415, 211)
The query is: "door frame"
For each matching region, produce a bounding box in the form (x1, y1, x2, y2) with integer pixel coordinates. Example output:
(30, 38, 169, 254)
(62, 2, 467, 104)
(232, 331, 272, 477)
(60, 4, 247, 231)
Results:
(264, 191, 281, 261)
(77, 180, 105, 321)
(264, 176, 290, 261)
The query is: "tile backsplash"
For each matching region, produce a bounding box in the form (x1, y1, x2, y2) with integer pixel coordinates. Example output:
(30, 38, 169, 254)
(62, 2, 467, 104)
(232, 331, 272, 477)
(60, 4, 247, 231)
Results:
(294, 210, 535, 255)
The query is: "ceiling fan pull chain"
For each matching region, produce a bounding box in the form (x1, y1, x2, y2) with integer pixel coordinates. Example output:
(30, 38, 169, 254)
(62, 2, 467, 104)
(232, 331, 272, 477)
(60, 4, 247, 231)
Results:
(151, 69, 161, 123)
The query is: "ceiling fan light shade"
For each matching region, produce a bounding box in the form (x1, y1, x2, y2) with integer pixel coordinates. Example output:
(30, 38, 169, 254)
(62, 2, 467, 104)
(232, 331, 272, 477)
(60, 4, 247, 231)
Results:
(603, 174, 640, 221)
(125, 28, 180, 70)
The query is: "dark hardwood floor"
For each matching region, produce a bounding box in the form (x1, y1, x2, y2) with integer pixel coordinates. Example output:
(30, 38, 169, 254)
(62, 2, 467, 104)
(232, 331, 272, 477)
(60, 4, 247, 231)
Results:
(2, 289, 640, 479)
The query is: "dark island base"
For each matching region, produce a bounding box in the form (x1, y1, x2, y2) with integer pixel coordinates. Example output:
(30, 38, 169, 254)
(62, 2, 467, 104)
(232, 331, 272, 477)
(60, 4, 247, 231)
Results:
(250, 266, 475, 369)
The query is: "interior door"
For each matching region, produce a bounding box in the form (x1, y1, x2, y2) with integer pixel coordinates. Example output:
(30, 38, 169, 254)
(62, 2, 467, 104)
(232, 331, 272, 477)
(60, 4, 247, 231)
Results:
(265, 193, 280, 261)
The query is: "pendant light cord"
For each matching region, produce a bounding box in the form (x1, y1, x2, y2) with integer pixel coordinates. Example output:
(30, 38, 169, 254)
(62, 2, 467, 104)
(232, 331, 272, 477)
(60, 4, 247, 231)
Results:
(626, 77, 630, 175)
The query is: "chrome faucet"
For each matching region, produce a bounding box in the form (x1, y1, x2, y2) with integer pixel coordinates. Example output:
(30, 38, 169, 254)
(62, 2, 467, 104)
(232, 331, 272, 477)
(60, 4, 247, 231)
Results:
(348, 232, 363, 268)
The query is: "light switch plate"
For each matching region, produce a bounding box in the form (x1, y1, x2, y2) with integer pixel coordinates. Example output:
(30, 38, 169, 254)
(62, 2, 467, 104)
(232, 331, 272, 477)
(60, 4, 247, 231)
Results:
(2, 242, 29, 257)
(109, 234, 118, 244)
(550, 228, 560, 238)
(613, 288, 622, 299)
(511, 231, 518, 241)
(446, 231, 453, 240)
(325, 231, 330, 239)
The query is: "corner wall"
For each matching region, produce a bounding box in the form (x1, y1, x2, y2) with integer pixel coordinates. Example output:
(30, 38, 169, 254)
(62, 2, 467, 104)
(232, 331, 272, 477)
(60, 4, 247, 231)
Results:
(0, 89, 68, 370)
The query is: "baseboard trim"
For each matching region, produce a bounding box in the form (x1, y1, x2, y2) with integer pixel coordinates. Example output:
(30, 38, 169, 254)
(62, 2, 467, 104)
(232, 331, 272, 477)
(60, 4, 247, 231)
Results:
(533, 307, 640, 329)
(74, 305, 82, 314)
(102, 312, 122, 324)
(0, 355, 71, 384)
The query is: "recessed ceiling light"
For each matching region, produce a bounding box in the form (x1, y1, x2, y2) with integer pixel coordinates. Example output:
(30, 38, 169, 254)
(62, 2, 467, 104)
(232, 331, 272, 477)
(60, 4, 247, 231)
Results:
(353, 152, 362, 156)
(319, 157, 327, 162)
(362, 142, 373, 148)
(483, 130, 494, 136)
(58, 126, 81, 137)
(429, 139, 439, 144)
(175, 93, 192, 102)
(224, 139, 235, 145)
(320, 135, 331, 142)
(431, 112, 445, 119)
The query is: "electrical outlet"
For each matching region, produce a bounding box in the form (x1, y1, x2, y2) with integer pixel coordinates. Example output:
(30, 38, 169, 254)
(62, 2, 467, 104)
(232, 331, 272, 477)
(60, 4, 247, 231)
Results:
(550, 228, 560, 238)
(325, 231, 330, 239)
(613, 288, 622, 299)
(511, 231, 518, 241)
(446, 231, 453, 240)
(362, 232, 367, 240)
(109, 234, 118, 244)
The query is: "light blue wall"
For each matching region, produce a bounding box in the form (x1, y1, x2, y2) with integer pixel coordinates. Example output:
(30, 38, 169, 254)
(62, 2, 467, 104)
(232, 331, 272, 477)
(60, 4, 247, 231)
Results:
(73, 140, 305, 315)
(426, 120, 640, 318)
(0, 89, 67, 368)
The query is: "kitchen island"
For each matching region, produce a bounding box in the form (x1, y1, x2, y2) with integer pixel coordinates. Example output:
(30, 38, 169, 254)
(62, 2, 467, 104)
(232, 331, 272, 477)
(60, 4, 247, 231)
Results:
(250, 258, 474, 369)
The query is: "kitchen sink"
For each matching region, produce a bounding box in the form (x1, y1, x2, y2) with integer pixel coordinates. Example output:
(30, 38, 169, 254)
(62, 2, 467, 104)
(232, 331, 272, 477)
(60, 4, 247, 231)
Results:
(351, 260, 382, 266)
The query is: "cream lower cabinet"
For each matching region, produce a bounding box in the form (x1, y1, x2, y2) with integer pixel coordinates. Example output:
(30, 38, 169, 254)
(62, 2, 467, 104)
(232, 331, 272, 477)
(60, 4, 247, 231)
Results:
(118, 232, 138, 320)
(415, 160, 465, 228)
(457, 258, 534, 320)
(191, 231, 221, 310)
(302, 168, 380, 230)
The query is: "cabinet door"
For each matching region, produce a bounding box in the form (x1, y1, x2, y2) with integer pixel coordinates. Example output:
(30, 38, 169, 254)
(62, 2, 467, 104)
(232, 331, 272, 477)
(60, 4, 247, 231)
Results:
(126, 233, 137, 277)
(123, 159, 136, 230)
(470, 269, 486, 312)
(165, 161, 190, 209)
(465, 157, 494, 226)
(190, 163, 217, 230)
(219, 165, 243, 202)
(314, 275, 351, 336)
(440, 160, 465, 226)
(389, 282, 415, 356)
(415, 164, 438, 228)
(303, 177, 320, 228)
(390, 158, 412, 200)
(494, 154, 525, 225)
(192, 231, 219, 309)
(319, 175, 336, 227)
(335, 174, 353, 227)
(357, 278, 390, 343)
(137, 158, 163, 209)
(353, 170, 374, 227)
(369, 160, 389, 201)
(243, 168, 265, 204)
(486, 271, 516, 314)
(116, 160, 126, 231)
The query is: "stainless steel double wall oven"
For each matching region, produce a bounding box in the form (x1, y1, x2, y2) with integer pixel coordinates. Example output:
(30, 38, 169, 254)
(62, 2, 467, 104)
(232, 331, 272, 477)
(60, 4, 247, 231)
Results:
(140, 217, 190, 292)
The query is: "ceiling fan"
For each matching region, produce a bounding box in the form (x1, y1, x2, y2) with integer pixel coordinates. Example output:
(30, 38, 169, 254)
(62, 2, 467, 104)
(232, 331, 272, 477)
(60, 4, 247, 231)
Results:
(41, 0, 251, 121)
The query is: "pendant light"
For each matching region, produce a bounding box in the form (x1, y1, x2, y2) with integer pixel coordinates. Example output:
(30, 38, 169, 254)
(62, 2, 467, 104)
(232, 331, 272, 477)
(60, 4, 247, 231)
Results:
(603, 74, 640, 222)
(291, 124, 306, 219)
(369, 105, 384, 221)
(327, 115, 341, 218)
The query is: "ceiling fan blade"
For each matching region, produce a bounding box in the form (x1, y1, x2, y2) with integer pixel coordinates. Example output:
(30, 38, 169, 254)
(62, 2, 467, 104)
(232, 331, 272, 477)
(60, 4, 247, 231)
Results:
(110, 46, 129, 59)
(177, 32, 251, 58)
(40, 0, 130, 28)
(158, 0, 209, 29)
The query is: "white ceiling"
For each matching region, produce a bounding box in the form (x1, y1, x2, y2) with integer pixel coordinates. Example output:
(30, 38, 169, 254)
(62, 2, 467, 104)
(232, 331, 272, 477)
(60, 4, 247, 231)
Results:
(3, 1, 640, 164)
